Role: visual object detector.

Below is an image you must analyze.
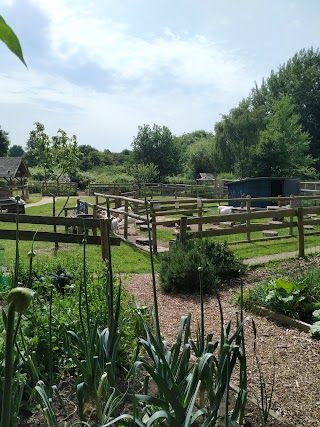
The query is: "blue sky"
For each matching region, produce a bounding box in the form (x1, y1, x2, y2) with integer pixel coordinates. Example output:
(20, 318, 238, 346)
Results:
(1, 0, 319, 152)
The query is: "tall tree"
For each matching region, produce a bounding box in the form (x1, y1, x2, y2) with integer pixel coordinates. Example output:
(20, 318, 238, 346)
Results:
(78, 144, 102, 171)
(0, 126, 10, 157)
(185, 137, 215, 178)
(252, 48, 320, 170)
(174, 130, 213, 173)
(132, 124, 178, 179)
(254, 97, 315, 178)
(214, 100, 267, 178)
(9, 144, 24, 157)
(27, 122, 80, 185)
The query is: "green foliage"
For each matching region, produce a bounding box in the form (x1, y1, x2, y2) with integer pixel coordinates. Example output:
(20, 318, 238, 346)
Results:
(263, 278, 307, 318)
(0, 126, 10, 158)
(242, 267, 320, 325)
(132, 124, 178, 179)
(214, 48, 320, 177)
(26, 122, 81, 187)
(174, 130, 214, 175)
(8, 145, 24, 158)
(0, 15, 26, 66)
(185, 136, 215, 179)
(159, 239, 245, 293)
(253, 48, 320, 171)
(78, 144, 103, 171)
(128, 163, 159, 183)
(255, 96, 314, 178)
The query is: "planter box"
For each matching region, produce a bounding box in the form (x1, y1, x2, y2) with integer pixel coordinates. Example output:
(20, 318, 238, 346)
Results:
(251, 306, 311, 333)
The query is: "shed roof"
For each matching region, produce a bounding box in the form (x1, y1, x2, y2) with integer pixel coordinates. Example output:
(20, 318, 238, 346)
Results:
(0, 158, 30, 178)
(197, 173, 216, 180)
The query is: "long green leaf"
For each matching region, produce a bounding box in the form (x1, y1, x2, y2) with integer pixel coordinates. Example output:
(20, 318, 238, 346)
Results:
(0, 16, 26, 66)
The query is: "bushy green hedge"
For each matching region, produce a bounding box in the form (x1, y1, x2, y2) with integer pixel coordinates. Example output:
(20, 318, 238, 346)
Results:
(159, 239, 245, 293)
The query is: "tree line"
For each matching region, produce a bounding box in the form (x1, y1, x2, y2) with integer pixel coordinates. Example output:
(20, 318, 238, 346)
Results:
(1, 47, 320, 183)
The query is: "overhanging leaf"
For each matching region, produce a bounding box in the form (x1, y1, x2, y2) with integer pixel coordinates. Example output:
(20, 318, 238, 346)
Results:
(0, 15, 27, 66)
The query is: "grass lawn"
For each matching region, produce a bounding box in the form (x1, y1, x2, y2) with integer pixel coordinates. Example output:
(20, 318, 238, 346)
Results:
(0, 196, 160, 275)
(2, 195, 320, 276)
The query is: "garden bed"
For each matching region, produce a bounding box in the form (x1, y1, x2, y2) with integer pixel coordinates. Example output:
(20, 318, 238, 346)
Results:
(123, 256, 320, 427)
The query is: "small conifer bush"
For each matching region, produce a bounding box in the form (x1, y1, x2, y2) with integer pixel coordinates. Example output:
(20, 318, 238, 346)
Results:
(159, 239, 245, 293)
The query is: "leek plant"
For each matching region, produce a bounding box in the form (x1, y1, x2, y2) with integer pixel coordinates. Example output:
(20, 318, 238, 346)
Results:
(0, 287, 34, 427)
(105, 207, 250, 426)
(62, 218, 122, 424)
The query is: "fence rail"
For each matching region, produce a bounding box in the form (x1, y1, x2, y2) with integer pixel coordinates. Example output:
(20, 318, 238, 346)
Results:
(0, 213, 120, 260)
(88, 181, 229, 199)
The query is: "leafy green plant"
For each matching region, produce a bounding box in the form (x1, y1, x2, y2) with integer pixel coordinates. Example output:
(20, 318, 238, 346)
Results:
(242, 273, 320, 325)
(264, 278, 307, 319)
(159, 239, 245, 293)
(0, 15, 26, 66)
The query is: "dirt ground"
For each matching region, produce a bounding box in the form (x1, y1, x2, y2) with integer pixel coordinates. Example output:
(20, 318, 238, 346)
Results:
(123, 256, 320, 427)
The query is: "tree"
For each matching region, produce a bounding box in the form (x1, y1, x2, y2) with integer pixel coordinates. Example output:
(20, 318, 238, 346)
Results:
(174, 130, 214, 174)
(185, 137, 215, 178)
(132, 124, 178, 179)
(9, 144, 24, 157)
(0, 126, 10, 157)
(252, 48, 320, 170)
(213, 99, 267, 178)
(254, 97, 315, 178)
(27, 122, 80, 186)
(129, 163, 159, 183)
(78, 145, 102, 171)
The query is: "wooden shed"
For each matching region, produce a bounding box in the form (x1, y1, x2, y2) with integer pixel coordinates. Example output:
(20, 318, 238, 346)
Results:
(196, 173, 216, 185)
(0, 157, 30, 198)
(227, 177, 300, 208)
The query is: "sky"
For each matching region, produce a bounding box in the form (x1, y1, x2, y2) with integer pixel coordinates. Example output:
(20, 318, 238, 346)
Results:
(1, 0, 320, 153)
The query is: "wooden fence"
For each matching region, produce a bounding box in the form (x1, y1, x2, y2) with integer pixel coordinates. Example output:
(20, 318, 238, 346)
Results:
(73, 192, 320, 254)
(69, 194, 149, 243)
(0, 213, 120, 260)
(88, 181, 229, 199)
(300, 181, 320, 196)
(177, 205, 320, 258)
(148, 194, 320, 253)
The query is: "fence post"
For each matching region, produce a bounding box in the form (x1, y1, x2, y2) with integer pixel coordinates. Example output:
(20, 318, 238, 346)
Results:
(124, 199, 128, 240)
(241, 193, 245, 208)
(115, 189, 121, 208)
(297, 207, 305, 258)
(100, 218, 109, 261)
(246, 196, 251, 242)
(92, 205, 98, 236)
(197, 199, 203, 235)
(180, 216, 188, 244)
(289, 195, 295, 236)
(95, 194, 99, 206)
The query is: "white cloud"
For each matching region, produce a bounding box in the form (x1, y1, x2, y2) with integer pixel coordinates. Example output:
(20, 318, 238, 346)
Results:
(0, 67, 227, 150)
(30, 0, 255, 94)
(0, 0, 263, 151)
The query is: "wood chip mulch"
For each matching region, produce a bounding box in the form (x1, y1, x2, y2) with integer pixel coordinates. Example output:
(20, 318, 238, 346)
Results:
(123, 260, 320, 427)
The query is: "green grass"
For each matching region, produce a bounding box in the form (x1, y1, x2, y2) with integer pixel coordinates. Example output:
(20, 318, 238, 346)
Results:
(1, 196, 160, 275)
(2, 196, 320, 274)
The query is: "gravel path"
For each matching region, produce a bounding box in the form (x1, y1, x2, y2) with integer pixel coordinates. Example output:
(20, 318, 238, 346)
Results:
(123, 261, 320, 427)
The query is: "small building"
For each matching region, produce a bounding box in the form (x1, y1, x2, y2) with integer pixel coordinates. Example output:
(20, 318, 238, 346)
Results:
(227, 177, 300, 208)
(0, 157, 30, 198)
(196, 173, 216, 185)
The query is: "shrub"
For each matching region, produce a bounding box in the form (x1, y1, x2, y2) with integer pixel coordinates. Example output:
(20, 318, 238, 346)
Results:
(159, 239, 245, 293)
